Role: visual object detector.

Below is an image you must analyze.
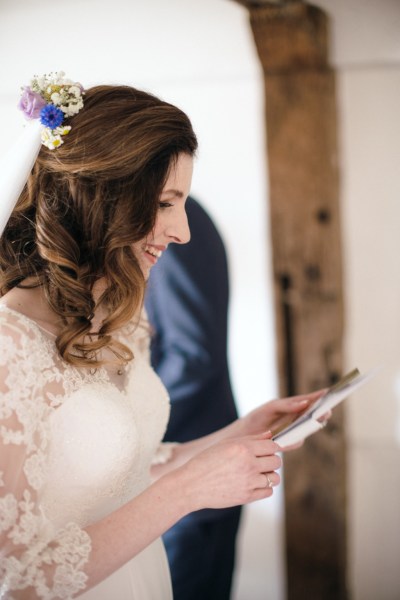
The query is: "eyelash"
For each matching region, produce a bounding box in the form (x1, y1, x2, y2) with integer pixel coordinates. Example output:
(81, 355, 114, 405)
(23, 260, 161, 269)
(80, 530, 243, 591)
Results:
(159, 202, 173, 209)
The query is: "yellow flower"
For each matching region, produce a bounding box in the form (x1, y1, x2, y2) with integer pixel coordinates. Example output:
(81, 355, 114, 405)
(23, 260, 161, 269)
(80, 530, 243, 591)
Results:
(41, 127, 64, 150)
(54, 125, 71, 137)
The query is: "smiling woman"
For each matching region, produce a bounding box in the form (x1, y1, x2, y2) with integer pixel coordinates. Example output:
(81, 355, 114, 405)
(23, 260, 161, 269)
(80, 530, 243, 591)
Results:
(0, 76, 321, 600)
(0, 84, 197, 369)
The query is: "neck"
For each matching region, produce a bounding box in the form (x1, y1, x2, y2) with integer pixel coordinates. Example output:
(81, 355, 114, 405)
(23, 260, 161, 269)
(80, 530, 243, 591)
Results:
(90, 278, 108, 332)
(2, 276, 110, 336)
(1, 282, 62, 336)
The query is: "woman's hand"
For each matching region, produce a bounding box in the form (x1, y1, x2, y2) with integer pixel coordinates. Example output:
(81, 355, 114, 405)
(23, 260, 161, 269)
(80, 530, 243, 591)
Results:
(152, 390, 331, 484)
(232, 390, 328, 443)
(177, 432, 282, 511)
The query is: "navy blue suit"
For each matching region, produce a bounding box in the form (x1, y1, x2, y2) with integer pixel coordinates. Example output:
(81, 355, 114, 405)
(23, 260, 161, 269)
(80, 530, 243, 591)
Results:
(145, 197, 241, 600)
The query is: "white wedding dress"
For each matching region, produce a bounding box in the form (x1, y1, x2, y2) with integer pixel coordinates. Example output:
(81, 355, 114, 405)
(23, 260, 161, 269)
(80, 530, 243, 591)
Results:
(0, 304, 174, 599)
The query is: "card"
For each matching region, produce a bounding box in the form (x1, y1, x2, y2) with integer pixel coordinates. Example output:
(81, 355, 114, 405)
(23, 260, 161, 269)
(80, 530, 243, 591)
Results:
(272, 367, 380, 448)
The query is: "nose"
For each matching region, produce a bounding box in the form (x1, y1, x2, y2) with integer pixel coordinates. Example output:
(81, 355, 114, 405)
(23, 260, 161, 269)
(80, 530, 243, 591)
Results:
(166, 210, 191, 245)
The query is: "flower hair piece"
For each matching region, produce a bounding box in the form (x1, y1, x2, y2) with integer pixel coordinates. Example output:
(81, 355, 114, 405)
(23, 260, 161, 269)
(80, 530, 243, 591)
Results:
(18, 71, 84, 150)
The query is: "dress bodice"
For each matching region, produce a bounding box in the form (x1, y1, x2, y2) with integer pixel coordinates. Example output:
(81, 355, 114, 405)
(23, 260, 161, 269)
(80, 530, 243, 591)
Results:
(42, 343, 170, 529)
(0, 304, 171, 599)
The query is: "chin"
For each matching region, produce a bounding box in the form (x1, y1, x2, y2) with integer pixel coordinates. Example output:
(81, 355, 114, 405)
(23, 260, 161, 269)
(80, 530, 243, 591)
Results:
(142, 266, 152, 280)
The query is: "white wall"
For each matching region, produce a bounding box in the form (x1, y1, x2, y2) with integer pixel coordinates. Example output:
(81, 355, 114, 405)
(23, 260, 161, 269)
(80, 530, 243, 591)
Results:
(0, 1, 283, 599)
(316, 1, 400, 598)
(341, 64, 400, 600)
(1, 1, 399, 599)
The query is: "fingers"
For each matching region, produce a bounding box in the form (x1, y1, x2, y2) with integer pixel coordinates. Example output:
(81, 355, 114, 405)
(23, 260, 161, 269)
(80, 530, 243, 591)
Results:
(251, 486, 275, 502)
(252, 438, 281, 457)
(266, 391, 328, 433)
(253, 447, 282, 491)
(284, 389, 326, 407)
(279, 397, 310, 411)
(317, 409, 332, 423)
(298, 388, 327, 400)
(285, 389, 326, 408)
(256, 454, 282, 473)
(266, 396, 313, 417)
(252, 445, 282, 487)
(231, 438, 282, 493)
(255, 471, 280, 490)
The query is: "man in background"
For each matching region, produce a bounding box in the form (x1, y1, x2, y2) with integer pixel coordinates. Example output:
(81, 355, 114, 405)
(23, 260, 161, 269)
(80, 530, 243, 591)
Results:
(145, 196, 241, 600)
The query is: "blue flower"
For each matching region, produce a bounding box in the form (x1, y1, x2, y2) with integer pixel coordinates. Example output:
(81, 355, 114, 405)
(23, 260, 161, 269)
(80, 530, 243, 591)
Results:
(40, 104, 64, 128)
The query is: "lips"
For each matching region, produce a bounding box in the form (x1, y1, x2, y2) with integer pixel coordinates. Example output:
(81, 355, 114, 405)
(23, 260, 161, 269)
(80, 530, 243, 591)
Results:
(144, 244, 163, 259)
(142, 244, 166, 266)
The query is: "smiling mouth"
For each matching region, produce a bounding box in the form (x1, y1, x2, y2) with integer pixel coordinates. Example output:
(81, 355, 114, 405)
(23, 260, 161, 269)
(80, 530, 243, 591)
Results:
(142, 245, 165, 267)
(144, 245, 163, 259)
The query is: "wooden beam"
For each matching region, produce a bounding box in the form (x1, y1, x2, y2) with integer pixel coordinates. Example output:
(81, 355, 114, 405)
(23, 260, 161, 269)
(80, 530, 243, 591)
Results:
(243, 3, 348, 599)
(234, 0, 294, 8)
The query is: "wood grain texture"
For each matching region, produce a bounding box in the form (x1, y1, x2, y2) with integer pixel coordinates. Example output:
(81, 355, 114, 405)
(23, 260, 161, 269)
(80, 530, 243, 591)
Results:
(248, 3, 348, 598)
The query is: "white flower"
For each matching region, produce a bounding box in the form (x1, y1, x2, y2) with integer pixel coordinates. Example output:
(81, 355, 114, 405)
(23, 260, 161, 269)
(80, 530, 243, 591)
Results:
(68, 85, 82, 98)
(61, 100, 83, 117)
(50, 92, 61, 105)
(53, 71, 68, 86)
(41, 128, 63, 150)
(40, 125, 71, 150)
(54, 125, 71, 136)
(33, 76, 46, 91)
(22, 72, 84, 150)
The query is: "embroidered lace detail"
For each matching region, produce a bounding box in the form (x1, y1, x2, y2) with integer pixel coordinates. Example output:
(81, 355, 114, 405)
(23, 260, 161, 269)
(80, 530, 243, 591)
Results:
(0, 304, 170, 598)
(0, 308, 92, 598)
(1, 521, 90, 599)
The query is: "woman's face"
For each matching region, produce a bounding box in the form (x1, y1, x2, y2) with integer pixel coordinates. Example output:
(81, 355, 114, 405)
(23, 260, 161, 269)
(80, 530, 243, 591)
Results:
(132, 152, 194, 278)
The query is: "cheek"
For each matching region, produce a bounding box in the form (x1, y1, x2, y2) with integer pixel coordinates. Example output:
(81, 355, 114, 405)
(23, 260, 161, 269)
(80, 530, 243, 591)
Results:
(150, 215, 165, 239)
(130, 242, 145, 266)
(130, 242, 141, 255)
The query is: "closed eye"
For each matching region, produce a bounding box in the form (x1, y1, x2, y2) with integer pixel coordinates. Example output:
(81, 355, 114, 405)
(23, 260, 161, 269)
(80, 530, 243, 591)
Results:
(159, 202, 173, 209)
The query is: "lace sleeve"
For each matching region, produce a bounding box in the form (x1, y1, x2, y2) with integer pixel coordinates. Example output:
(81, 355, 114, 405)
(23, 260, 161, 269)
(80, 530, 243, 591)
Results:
(0, 316, 91, 599)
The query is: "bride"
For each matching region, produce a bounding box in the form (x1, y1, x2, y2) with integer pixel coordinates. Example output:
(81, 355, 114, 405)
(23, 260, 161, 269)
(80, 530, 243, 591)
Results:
(0, 75, 323, 599)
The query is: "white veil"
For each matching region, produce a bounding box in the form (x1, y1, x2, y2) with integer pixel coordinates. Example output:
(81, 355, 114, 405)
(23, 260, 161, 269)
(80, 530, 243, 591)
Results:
(0, 119, 42, 236)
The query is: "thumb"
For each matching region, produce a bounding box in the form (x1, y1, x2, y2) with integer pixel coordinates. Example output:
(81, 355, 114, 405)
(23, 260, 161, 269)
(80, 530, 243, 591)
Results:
(261, 430, 273, 439)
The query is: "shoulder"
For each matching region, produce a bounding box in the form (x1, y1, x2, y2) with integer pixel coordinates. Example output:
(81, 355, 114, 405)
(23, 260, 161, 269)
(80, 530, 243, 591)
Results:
(0, 304, 44, 347)
(0, 306, 55, 457)
(0, 304, 54, 375)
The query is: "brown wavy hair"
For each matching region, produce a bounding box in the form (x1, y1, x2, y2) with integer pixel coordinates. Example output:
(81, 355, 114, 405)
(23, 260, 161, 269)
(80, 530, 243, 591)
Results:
(0, 85, 197, 367)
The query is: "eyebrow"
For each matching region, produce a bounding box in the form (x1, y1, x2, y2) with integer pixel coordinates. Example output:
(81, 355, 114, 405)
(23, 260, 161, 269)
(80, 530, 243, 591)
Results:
(161, 189, 185, 198)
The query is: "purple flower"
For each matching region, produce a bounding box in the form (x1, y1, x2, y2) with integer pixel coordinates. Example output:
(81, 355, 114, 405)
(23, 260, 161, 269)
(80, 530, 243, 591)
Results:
(18, 86, 47, 119)
(40, 104, 64, 129)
